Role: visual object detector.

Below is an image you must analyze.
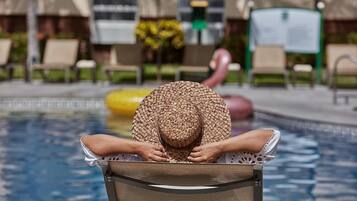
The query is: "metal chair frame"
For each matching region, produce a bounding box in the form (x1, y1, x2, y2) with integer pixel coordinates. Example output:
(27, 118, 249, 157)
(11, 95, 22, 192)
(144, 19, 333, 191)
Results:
(332, 54, 357, 105)
(103, 162, 263, 201)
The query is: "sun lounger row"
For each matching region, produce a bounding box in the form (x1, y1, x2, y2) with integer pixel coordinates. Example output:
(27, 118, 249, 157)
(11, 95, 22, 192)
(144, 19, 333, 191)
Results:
(0, 38, 80, 82)
(251, 45, 357, 87)
(0, 39, 214, 84)
(104, 44, 357, 87)
(103, 44, 216, 85)
(1, 38, 356, 86)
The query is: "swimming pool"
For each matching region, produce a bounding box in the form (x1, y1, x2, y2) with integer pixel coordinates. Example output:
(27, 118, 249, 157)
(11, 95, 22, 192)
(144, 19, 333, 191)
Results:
(0, 112, 356, 201)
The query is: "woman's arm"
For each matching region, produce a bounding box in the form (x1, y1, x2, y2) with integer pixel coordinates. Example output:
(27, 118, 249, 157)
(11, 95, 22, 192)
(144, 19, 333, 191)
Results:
(188, 129, 273, 163)
(81, 134, 169, 162)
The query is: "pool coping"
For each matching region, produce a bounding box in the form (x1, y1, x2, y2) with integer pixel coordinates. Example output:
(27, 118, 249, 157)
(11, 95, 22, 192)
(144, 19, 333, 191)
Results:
(254, 110, 357, 137)
(0, 97, 356, 136)
(254, 108, 357, 129)
(0, 97, 104, 112)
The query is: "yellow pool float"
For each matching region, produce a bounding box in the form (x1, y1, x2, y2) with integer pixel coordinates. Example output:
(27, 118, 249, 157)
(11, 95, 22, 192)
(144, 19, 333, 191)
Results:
(105, 88, 152, 117)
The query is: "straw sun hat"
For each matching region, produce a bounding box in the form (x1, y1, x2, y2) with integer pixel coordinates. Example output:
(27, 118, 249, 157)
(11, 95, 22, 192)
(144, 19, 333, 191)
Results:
(132, 81, 231, 162)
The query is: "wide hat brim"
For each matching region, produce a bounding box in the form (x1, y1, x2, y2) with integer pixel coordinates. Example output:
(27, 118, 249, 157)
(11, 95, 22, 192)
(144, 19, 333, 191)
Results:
(132, 81, 231, 162)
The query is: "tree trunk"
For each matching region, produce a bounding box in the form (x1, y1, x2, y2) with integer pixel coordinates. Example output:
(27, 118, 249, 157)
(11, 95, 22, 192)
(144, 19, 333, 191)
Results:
(26, 0, 40, 82)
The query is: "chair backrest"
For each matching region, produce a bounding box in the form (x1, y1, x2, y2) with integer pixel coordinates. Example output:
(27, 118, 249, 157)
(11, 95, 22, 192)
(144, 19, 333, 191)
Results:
(0, 39, 12, 65)
(110, 44, 142, 66)
(104, 161, 262, 201)
(326, 44, 357, 72)
(253, 45, 286, 69)
(43, 39, 79, 65)
(183, 45, 215, 66)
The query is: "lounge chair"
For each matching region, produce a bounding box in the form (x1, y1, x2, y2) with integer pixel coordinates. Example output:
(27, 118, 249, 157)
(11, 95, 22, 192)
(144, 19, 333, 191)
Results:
(250, 45, 288, 87)
(103, 44, 143, 85)
(175, 45, 215, 81)
(33, 39, 79, 83)
(0, 39, 12, 80)
(326, 44, 357, 87)
(103, 161, 262, 201)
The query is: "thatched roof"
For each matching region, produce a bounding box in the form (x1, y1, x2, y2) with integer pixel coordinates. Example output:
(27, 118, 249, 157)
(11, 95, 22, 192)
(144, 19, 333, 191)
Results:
(0, 0, 356, 20)
(225, 0, 357, 20)
(0, 0, 90, 17)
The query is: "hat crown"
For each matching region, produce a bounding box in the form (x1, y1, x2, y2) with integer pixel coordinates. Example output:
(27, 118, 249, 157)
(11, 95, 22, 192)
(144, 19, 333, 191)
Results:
(158, 98, 202, 148)
(133, 81, 232, 162)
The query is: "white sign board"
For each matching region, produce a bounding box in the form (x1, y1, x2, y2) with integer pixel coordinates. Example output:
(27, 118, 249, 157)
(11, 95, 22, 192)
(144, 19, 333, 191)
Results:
(250, 8, 321, 53)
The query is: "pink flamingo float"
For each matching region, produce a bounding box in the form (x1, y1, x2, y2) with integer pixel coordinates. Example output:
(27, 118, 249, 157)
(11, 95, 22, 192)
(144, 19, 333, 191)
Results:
(202, 48, 253, 120)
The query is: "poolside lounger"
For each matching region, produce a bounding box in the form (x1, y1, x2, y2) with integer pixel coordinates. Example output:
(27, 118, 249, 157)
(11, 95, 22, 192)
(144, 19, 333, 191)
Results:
(103, 161, 262, 201)
(250, 45, 288, 87)
(81, 129, 280, 201)
(33, 39, 79, 83)
(175, 45, 215, 81)
(103, 44, 143, 85)
(0, 39, 12, 80)
(326, 44, 357, 87)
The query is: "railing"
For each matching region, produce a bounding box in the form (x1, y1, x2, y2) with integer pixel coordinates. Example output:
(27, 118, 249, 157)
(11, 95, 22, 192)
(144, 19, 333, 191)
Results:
(332, 54, 357, 105)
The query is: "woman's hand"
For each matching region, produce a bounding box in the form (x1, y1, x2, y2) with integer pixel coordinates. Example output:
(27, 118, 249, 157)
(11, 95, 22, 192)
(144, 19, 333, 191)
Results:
(188, 142, 223, 163)
(137, 142, 170, 162)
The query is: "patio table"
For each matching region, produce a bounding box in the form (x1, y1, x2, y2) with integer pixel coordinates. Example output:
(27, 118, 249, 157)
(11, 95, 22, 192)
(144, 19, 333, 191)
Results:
(75, 60, 97, 83)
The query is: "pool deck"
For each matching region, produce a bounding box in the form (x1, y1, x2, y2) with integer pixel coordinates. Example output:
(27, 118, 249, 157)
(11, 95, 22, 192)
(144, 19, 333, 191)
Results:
(0, 81, 356, 126)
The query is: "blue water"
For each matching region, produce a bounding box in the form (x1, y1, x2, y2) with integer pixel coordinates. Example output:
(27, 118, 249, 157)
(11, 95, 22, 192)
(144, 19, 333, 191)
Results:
(0, 112, 356, 201)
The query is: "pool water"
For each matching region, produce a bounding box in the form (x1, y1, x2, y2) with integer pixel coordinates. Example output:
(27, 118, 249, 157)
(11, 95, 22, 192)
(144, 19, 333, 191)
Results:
(0, 112, 356, 201)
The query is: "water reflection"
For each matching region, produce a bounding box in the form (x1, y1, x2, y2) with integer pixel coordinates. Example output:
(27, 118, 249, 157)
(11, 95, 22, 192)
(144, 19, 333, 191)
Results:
(0, 112, 355, 201)
(105, 115, 132, 138)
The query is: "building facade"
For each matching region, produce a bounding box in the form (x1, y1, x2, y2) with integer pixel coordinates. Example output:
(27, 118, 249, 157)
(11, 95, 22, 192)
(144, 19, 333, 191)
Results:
(0, 0, 356, 63)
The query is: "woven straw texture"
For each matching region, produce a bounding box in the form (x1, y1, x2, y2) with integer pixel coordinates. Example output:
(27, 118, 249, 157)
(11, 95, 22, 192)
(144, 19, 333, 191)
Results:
(132, 81, 231, 162)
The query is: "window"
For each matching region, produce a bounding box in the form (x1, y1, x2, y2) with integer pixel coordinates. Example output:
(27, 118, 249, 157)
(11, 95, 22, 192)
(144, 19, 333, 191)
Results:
(93, 0, 138, 21)
(91, 0, 138, 44)
(207, 0, 224, 23)
(177, 0, 225, 44)
(178, 0, 224, 23)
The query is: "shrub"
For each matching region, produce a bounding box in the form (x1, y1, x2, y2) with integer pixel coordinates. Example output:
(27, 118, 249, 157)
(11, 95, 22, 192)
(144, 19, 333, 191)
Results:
(325, 32, 357, 44)
(287, 53, 315, 68)
(10, 33, 28, 63)
(135, 20, 184, 50)
(347, 32, 357, 44)
(219, 34, 247, 63)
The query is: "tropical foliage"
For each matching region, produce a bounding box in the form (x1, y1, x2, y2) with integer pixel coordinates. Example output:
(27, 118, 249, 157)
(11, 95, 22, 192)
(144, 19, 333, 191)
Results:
(135, 20, 184, 50)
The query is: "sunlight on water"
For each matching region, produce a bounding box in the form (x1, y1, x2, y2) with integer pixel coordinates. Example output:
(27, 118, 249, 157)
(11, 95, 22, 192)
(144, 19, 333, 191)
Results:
(0, 112, 356, 201)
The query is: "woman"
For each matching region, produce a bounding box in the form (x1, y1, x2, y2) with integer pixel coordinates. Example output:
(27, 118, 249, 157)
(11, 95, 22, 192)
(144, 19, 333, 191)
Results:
(81, 128, 278, 163)
(81, 81, 280, 165)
